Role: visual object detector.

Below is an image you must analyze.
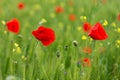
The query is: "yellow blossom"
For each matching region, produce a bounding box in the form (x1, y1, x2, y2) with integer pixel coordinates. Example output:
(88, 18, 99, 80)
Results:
(21, 55, 27, 61)
(90, 38, 93, 41)
(1, 20, 6, 25)
(77, 26, 82, 31)
(103, 20, 108, 26)
(80, 16, 87, 21)
(116, 40, 120, 44)
(115, 40, 120, 48)
(111, 22, 116, 27)
(82, 35, 87, 40)
(16, 47, 22, 54)
(117, 28, 120, 33)
(4, 30, 7, 34)
(41, 18, 47, 23)
(14, 43, 19, 47)
(39, 18, 47, 24)
(12, 48, 15, 52)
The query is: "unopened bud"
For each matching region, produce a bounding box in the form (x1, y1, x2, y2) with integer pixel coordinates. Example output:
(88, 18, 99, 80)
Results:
(72, 40, 78, 47)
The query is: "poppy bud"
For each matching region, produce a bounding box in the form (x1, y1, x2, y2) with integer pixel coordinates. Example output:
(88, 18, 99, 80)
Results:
(64, 45, 68, 51)
(72, 40, 78, 47)
(56, 50, 60, 58)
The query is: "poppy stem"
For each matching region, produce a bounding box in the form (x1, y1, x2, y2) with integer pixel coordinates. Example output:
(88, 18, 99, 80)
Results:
(92, 40, 96, 48)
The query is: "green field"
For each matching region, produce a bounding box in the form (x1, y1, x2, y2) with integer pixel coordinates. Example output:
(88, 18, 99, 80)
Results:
(0, 0, 120, 80)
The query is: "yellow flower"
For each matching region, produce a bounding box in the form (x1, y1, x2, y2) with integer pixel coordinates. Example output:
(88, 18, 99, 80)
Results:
(21, 55, 27, 61)
(12, 48, 15, 52)
(80, 16, 87, 21)
(16, 47, 22, 54)
(103, 20, 108, 26)
(39, 18, 47, 24)
(77, 26, 82, 31)
(115, 40, 120, 48)
(116, 40, 120, 44)
(90, 38, 93, 41)
(111, 22, 116, 27)
(1, 20, 6, 25)
(82, 35, 87, 40)
(41, 18, 47, 23)
(117, 28, 120, 33)
(14, 43, 19, 47)
(4, 30, 7, 34)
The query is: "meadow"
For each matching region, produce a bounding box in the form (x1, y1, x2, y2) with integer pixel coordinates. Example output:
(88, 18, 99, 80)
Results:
(0, 0, 120, 80)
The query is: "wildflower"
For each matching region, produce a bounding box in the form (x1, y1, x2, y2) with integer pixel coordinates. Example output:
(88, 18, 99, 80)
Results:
(115, 40, 120, 48)
(21, 55, 27, 61)
(39, 18, 47, 25)
(69, 14, 76, 21)
(83, 47, 92, 54)
(77, 26, 82, 31)
(83, 58, 91, 67)
(18, 2, 25, 10)
(82, 35, 87, 40)
(32, 26, 55, 46)
(111, 22, 116, 27)
(1, 20, 6, 25)
(117, 28, 120, 33)
(83, 22, 91, 32)
(16, 47, 22, 54)
(4, 30, 7, 34)
(6, 18, 20, 34)
(14, 43, 19, 47)
(55, 6, 64, 13)
(88, 22, 108, 40)
(103, 20, 108, 26)
(80, 16, 87, 21)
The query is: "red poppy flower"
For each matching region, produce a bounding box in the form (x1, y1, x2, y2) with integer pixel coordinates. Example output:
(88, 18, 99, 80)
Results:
(117, 14, 120, 21)
(55, 6, 64, 13)
(18, 2, 25, 10)
(69, 14, 76, 21)
(83, 47, 92, 54)
(6, 18, 20, 34)
(32, 26, 55, 46)
(83, 22, 92, 32)
(83, 58, 91, 67)
(88, 22, 108, 40)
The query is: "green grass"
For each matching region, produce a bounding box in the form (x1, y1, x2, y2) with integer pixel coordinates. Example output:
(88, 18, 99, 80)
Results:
(0, 0, 120, 80)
